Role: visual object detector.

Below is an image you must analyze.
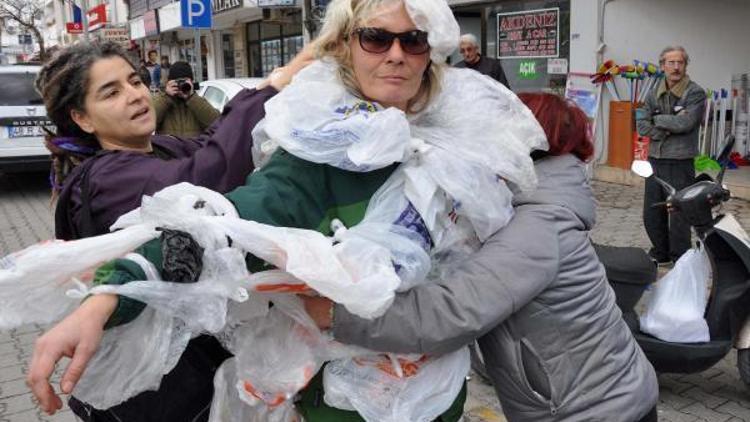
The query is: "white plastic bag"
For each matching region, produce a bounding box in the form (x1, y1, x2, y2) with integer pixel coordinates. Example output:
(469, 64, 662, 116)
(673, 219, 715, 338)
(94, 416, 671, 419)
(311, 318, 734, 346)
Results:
(640, 246, 711, 343)
(323, 347, 470, 422)
(232, 295, 364, 408)
(0, 224, 159, 330)
(209, 358, 300, 422)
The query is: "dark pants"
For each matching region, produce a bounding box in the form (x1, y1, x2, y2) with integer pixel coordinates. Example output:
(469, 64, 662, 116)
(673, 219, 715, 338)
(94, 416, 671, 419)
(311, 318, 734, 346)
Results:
(643, 158, 695, 261)
(68, 335, 231, 422)
(637, 405, 658, 422)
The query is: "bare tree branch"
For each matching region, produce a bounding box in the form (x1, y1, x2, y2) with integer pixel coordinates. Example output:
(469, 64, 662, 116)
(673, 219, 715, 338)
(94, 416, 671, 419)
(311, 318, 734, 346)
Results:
(0, 0, 47, 60)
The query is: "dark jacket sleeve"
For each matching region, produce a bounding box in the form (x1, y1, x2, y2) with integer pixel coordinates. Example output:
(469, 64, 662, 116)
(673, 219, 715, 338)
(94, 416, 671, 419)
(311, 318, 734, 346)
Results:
(152, 92, 174, 129)
(636, 93, 669, 141)
(185, 94, 220, 131)
(653, 86, 706, 134)
(81, 86, 277, 235)
(332, 204, 560, 355)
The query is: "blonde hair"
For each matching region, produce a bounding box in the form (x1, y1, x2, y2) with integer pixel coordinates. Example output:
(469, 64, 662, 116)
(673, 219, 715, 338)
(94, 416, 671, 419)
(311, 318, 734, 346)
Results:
(313, 0, 443, 113)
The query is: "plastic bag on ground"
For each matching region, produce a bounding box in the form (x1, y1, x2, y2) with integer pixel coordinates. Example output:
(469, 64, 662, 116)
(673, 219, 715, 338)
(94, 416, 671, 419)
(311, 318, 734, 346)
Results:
(640, 246, 711, 343)
(323, 347, 470, 422)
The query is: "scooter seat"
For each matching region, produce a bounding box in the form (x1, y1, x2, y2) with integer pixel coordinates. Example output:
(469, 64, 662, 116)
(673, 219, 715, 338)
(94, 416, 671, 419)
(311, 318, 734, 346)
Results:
(593, 243, 657, 286)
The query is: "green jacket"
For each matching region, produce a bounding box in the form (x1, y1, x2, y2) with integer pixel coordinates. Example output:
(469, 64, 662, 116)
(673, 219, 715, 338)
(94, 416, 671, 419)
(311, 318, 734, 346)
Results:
(152, 92, 220, 138)
(95, 149, 398, 326)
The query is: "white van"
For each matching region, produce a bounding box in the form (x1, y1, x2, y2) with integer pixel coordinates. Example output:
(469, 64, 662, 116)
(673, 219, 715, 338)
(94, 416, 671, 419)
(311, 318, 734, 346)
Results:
(0, 65, 51, 171)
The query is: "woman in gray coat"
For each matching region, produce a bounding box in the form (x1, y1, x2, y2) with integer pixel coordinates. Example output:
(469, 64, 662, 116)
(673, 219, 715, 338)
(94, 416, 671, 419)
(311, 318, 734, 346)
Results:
(303, 93, 659, 422)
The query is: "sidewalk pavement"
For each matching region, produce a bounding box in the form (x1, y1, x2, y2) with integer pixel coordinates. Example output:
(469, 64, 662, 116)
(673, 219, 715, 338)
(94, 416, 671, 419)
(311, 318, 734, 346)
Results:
(1, 171, 750, 421)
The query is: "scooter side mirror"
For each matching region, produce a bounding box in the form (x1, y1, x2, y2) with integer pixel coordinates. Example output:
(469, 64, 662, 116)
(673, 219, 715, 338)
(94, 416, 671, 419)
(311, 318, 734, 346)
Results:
(631, 160, 654, 178)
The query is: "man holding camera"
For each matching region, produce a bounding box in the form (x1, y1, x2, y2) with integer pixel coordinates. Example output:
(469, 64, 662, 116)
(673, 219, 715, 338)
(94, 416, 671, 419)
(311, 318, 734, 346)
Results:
(153, 61, 220, 137)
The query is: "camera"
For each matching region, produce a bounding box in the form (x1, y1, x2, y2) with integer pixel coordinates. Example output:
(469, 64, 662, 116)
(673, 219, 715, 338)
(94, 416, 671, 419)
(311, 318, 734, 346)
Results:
(175, 78, 193, 94)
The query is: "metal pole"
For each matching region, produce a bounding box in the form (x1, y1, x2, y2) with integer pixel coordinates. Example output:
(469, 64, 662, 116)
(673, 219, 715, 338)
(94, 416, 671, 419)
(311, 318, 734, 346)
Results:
(81, 0, 90, 41)
(110, 0, 118, 25)
(194, 29, 202, 82)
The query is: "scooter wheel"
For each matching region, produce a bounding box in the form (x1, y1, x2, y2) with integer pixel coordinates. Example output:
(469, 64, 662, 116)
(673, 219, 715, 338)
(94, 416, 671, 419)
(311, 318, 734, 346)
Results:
(737, 349, 750, 387)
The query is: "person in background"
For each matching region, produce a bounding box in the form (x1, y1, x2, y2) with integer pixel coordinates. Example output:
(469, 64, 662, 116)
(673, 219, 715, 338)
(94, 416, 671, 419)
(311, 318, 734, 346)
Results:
(454, 33, 509, 89)
(636, 45, 706, 264)
(153, 61, 220, 138)
(159, 55, 171, 89)
(144, 49, 161, 92)
(302, 93, 659, 422)
(137, 59, 151, 90)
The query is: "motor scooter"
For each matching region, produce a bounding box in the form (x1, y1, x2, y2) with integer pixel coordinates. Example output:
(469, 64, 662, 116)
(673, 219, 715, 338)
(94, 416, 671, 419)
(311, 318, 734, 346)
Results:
(601, 135, 750, 384)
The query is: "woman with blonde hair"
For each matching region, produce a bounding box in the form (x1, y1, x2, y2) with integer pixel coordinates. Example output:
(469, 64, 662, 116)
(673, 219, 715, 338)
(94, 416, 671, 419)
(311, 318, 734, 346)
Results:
(25, 0, 545, 420)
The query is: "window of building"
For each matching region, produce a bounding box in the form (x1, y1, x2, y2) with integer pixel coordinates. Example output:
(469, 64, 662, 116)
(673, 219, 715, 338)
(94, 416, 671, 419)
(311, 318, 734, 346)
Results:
(245, 10, 303, 77)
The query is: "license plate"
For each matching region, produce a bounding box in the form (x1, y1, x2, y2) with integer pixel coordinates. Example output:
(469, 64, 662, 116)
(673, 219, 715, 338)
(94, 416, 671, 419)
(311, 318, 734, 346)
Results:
(8, 125, 45, 138)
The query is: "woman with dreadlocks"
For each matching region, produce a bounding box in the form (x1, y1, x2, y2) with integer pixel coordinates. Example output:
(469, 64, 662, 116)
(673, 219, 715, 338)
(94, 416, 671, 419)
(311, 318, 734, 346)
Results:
(39, 41, 309, 241)
(33, 40, 310, 421)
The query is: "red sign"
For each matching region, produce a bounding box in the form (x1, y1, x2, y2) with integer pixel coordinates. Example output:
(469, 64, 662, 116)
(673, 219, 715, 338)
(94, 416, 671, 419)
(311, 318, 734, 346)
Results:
(87, 3, 107, 31)
(66, 22, 83, 33)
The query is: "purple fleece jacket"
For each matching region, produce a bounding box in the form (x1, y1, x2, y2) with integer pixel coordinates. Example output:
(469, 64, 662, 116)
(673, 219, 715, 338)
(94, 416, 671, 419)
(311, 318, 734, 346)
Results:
(55, 86, 277, 240)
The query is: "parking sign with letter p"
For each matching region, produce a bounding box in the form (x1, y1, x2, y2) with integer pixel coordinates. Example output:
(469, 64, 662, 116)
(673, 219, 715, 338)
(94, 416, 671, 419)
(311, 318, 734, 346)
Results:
(181, 0, 212, 28)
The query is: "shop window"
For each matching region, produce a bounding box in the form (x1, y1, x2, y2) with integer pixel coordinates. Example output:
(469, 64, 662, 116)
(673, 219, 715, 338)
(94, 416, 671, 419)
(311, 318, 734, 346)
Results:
(222, 34, 236, 78)
(245, 11, 303, 77)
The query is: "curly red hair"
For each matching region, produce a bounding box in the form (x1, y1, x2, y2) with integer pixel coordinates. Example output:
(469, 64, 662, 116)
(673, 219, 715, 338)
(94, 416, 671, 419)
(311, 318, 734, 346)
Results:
(517, 92, 594, 161)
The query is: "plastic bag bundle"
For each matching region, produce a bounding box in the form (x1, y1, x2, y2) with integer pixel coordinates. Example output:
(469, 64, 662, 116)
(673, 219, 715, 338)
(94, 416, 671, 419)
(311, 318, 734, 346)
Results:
(231, 295, 365, 409)
(323, 347, 470, 422)
(640, 246, 711, 343)
(0, 224, 159, 330)
(252, 61, 412, 172)
(408, 67, 546, 192)
(212, 216, 402, 318)
(209, 358, 300, 422)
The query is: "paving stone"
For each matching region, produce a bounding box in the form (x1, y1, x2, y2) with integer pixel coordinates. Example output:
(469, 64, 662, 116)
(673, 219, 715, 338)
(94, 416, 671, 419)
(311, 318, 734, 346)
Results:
(0, 379, 29, 400)
(682, 387, 730, 409)
(0, 394, 36, 418)
(716, 401, 750, 420)
(656, 404, 700, 422)
(680, 402, 732, 422)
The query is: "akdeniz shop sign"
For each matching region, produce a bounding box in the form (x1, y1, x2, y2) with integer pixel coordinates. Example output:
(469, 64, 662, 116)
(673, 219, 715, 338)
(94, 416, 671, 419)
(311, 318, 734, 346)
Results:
(497, 7, 559, 59)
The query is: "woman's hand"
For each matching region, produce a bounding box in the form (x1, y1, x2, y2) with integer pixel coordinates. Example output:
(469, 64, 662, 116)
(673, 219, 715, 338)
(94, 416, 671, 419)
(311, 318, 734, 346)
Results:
(259, 43, 317, 91)
(300, 295, 334, 330)
(26, 294, 117, 414)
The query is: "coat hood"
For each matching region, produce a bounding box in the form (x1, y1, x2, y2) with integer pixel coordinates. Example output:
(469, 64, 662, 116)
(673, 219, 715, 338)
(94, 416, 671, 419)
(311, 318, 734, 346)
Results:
(512, 154, 597, 230)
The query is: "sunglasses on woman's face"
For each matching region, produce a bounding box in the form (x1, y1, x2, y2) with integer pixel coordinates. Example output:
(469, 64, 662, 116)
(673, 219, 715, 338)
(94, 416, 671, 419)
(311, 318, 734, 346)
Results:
(353, 27, 430, 55)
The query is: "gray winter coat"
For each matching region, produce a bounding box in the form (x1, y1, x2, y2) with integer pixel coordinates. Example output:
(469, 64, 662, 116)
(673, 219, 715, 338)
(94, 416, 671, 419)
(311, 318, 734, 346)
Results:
(332, 154, 658, 422)
(636, 77, 706, 160)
